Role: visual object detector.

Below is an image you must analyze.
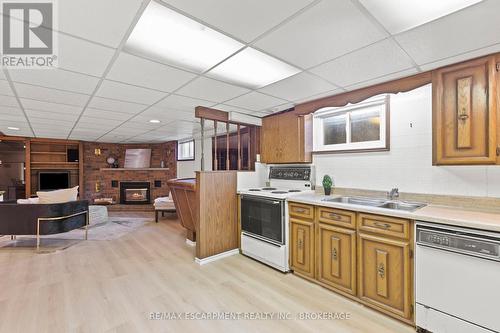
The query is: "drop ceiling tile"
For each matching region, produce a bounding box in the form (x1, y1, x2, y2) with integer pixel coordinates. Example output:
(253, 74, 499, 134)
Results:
(259, 71, 336, 102)
(310, 39, 415, 87)
(254, 0, 387, 68)
(0, 113, 27, 122)
(10, 69, 99, 94)
(95, 80, 167, 104)
(419, 43, 500, 72)
(88, 96, 146, 113)
(155, 94, 215, 111)
(0, 80, 13, 96)
(25, 109, 80, 121)
(0, 95, 20, 107)
(57, 33, 115, 77)
(107, 53, 197, 92)
(292, 88, 344, 104)
(136, 107, 194, 123)
(344, 68, 419, 91)
(265, 102, 295, 113)
(14, 83, 90, 106)
(176, 77, 249, 103)
(225, 92, 287, 111)
(0, 105, 22, 116)
(395, 0, 500, 65)
(29, 117, 76, 126)
(20, 99, 83, 114)
(212, 104, 268, 117)
(77, 117, 124, 128)
(58, 0, 143, 47)
(160, 0, 314, 42)
(83, 108, 133, 120)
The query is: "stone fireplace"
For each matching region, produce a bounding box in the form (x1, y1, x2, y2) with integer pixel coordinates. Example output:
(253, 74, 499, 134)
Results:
(120, 182, 151, 204)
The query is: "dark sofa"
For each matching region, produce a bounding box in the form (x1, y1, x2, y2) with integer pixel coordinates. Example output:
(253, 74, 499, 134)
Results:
(0, 200, 89, 249)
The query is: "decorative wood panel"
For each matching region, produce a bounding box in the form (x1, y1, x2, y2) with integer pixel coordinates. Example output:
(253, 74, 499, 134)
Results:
(358, 213, 410, 240)
(456, 76, 473, 148)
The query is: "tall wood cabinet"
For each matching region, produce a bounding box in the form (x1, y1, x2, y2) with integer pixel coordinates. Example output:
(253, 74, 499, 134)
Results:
(289, 203, 414, 324)
(260, 112, 312, 164)
(433, 55, 498, 165)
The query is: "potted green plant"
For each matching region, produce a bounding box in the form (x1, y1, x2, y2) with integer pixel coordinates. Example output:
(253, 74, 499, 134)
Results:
(322, 175, 333, 196)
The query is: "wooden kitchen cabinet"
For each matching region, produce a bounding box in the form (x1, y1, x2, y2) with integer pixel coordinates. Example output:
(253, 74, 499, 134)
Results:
(260, 112, 312, 164)
(433, 55, 498, 165)
(358, 232, 412, 320)
(290, 218, 315, 279)
(317, 223, 356, 296)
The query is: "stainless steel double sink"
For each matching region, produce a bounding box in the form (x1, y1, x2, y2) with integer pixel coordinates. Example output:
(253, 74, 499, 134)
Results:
(321, 196, 426, 212)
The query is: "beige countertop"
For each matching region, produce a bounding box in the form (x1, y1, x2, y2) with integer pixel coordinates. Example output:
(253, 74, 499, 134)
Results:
(288, 193, 500, 233)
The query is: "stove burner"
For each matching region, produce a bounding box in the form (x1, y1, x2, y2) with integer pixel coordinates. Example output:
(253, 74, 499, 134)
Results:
(248, 189, 261, 191)
(271, 191, 288, 194)
(288, 190, 301, 192)
(262, 187, 277, 190)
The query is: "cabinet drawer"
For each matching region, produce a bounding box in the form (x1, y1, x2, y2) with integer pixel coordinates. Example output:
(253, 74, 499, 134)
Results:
(317, 207, 356, 229)
(358, 213, 410, 239)
(289, 203, 314, 220)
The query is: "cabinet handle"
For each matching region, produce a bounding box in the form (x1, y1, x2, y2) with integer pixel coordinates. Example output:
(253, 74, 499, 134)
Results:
(328, 213, 341, 220)
(377, 263, 385, 278)
(374, 222, 391, 229)
(332, 248, 338, 260)
(294, 208, 306, 213)
(496, 147, 500, 156)
(458, 113, 469, 121)
(297, 239, 303, 249)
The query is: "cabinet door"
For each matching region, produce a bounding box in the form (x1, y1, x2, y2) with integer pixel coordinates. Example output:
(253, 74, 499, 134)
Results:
(290, 218, 314, 278)
(317, 223, 356, 295)
(358, 233, 412, 320)
(433, 56, 497, 165)
(260, 116, 280, 163)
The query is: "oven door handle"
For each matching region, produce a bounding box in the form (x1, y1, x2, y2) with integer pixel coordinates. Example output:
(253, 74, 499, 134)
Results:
(241, 196, 283, 205)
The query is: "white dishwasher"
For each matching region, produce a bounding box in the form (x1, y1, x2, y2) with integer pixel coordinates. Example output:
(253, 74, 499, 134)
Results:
(415, 222, 500, 333)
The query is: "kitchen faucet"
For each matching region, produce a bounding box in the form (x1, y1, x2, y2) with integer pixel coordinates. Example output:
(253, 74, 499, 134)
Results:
(388, 188, 399, 200)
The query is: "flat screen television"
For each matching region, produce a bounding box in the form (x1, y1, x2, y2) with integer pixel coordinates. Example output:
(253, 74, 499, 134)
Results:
(38, 172, 70, 191)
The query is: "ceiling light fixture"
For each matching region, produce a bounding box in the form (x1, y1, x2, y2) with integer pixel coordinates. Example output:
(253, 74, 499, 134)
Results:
(7, 127, 20, 131)
(359, 0, 483, 34)
(207, 47, 301, 89)
(125, 1, 244, 73)
(149, 119, 161, 123)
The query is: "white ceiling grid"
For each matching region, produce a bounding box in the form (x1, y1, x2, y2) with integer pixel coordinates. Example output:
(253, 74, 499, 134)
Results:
(0, 0, 496, 142)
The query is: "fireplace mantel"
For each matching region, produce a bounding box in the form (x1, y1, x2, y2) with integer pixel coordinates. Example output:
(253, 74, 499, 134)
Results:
(100, 168, 170, 171)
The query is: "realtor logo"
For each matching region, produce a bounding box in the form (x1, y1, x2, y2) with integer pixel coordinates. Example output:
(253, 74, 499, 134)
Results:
(1, 0, 57, 68)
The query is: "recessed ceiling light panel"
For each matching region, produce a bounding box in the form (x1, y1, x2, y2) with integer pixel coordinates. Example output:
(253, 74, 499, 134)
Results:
(359, 0, 483, 34)
(7, 127, 20, 131)
(125, 2, 244, 73)
(149, 119, 161, 123)
(207, 47, 301, 89)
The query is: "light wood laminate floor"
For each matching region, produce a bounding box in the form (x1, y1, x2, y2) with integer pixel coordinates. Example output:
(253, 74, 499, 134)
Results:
(0, 212, 415, 333)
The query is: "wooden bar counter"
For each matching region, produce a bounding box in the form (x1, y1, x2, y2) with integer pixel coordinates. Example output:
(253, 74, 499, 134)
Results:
(168, 171, 238, 260)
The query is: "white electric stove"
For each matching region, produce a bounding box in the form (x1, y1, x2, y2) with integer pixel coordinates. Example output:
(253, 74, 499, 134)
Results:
(239, 166, 315, 272)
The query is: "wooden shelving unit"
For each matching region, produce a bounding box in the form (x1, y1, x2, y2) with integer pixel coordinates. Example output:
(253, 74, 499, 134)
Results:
(28, 139, 83, 196)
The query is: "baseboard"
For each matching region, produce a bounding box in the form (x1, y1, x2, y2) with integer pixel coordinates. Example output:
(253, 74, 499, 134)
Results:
(185, 239, 196, 246)
(195, 249, 239, 265)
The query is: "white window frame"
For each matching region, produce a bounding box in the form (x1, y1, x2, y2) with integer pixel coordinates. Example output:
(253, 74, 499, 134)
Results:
(177, 139, 195, 161)
(313, 95, 389, 153)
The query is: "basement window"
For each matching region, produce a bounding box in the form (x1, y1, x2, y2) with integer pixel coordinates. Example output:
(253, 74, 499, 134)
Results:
(313, 95, 390, 153)
(177, 140, 195, 161)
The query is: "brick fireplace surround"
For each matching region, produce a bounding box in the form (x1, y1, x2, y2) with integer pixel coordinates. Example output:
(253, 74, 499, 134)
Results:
(83, 142, 177, 205)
